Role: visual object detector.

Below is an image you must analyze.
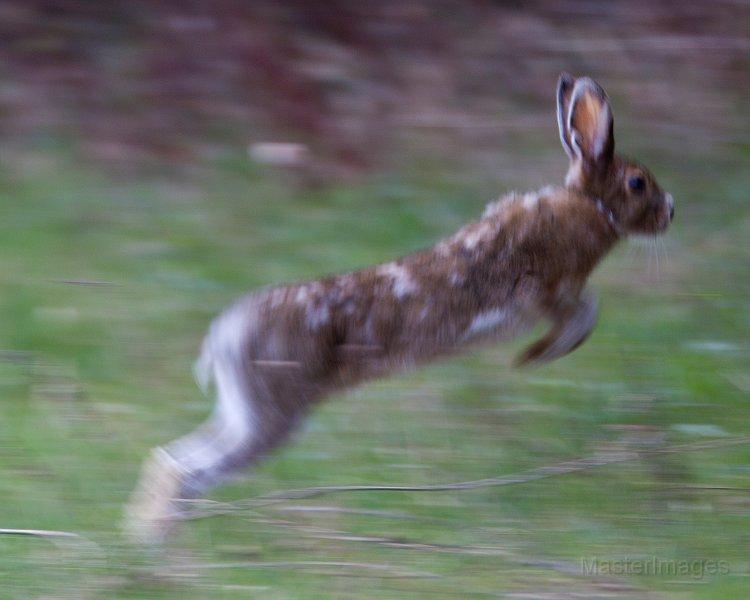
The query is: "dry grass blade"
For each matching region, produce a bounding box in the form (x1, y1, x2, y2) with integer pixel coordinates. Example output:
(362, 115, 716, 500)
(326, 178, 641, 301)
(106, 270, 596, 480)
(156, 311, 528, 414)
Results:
(0, 528, 82, 539)
(182, 435, 750, 519)
(0, 528, 102, 554)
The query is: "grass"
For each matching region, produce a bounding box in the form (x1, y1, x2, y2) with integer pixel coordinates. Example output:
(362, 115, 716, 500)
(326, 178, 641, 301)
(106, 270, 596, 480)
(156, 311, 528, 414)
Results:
(0, 142, 748, 599)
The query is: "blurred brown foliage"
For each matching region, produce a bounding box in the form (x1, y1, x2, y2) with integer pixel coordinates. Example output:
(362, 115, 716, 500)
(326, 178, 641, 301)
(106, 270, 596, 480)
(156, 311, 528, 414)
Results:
(0, 1, 747, 178)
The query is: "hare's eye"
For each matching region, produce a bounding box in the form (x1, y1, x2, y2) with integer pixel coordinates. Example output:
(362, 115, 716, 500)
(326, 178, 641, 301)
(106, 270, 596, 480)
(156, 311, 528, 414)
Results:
(628, 176, 645, 193)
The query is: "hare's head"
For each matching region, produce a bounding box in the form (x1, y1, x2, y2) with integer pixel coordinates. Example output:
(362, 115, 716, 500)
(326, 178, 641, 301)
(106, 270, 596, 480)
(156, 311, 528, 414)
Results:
(557, 73, 674, 235)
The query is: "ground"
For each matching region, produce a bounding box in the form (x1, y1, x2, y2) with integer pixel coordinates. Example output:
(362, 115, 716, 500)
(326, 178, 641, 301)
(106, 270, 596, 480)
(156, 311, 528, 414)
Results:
(0, 139, 749, 598)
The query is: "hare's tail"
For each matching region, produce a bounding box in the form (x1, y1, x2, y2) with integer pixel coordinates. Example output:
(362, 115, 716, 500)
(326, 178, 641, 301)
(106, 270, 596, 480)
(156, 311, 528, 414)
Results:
(193, 335, 215, 395)
(193, 294, 258, 395)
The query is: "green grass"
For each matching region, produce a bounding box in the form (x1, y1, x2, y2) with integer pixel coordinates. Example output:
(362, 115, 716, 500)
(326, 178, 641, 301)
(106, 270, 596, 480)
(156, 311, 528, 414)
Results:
(0, 146, 748, 598)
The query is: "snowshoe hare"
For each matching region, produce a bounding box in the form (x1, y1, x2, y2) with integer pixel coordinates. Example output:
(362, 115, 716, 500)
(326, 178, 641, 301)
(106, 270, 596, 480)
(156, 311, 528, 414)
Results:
(125, 73, 674, 542)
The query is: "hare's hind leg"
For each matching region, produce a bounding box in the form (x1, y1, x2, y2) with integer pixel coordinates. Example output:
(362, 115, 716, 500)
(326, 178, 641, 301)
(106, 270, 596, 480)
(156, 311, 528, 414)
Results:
(164, 357, 259, 497)
(124, 351, 300, 543)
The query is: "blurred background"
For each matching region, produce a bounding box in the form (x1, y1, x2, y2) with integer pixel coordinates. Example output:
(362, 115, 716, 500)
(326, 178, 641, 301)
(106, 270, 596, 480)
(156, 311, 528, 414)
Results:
(0, 1, 749, 598)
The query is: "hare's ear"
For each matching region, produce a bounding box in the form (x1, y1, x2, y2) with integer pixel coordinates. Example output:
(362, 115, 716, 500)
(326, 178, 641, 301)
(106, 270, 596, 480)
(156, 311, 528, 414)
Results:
(556, 72, 576, 159)
(567, 77, 614, 165)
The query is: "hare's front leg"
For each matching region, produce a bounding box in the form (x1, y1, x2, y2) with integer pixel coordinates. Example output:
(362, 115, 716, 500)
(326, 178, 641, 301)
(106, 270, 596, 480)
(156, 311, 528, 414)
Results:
(516, 292, 598, 366)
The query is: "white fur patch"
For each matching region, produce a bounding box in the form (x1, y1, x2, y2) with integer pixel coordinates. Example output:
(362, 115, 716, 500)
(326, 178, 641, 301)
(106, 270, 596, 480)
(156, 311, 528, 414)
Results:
(307, 303, 330, 329)
(337, 274, 355, 290)
(209, 297, 255, 362)
(377, 262, 418, 299)
(269, 287, 286, 308)
(522, 191, 539, 210)
(483, 187, 555, 220)
(538, 185, 555, 198)
(419, 303, 431, 322)
(482, 195, 509, 219)
(565, 160, 583, 188)
(290, 282, 331, 330)
(435, 240, 452, 257)
(460, 220, 494, 250)
(462, 308, 508, 341)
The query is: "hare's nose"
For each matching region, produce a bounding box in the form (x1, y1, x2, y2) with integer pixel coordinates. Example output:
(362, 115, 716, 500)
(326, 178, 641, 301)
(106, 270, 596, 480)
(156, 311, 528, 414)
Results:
(665, 193, 675, 221)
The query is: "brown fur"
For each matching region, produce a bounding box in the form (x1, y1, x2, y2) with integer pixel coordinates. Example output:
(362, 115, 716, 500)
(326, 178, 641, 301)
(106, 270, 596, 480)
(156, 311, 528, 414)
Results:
(245, 187, 617, 395)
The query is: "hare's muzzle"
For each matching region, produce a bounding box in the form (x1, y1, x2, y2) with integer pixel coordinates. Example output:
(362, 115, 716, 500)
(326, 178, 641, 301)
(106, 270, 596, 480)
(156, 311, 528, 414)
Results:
(656, 192, 675, 232)
(665, 193, 675, 222)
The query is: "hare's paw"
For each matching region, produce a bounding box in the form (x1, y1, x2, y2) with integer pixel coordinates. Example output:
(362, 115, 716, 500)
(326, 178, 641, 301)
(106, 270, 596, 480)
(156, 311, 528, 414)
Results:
(515, 334, 557, 366)
(516, 293, 598, 366)
(122, 447, 187, 545)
